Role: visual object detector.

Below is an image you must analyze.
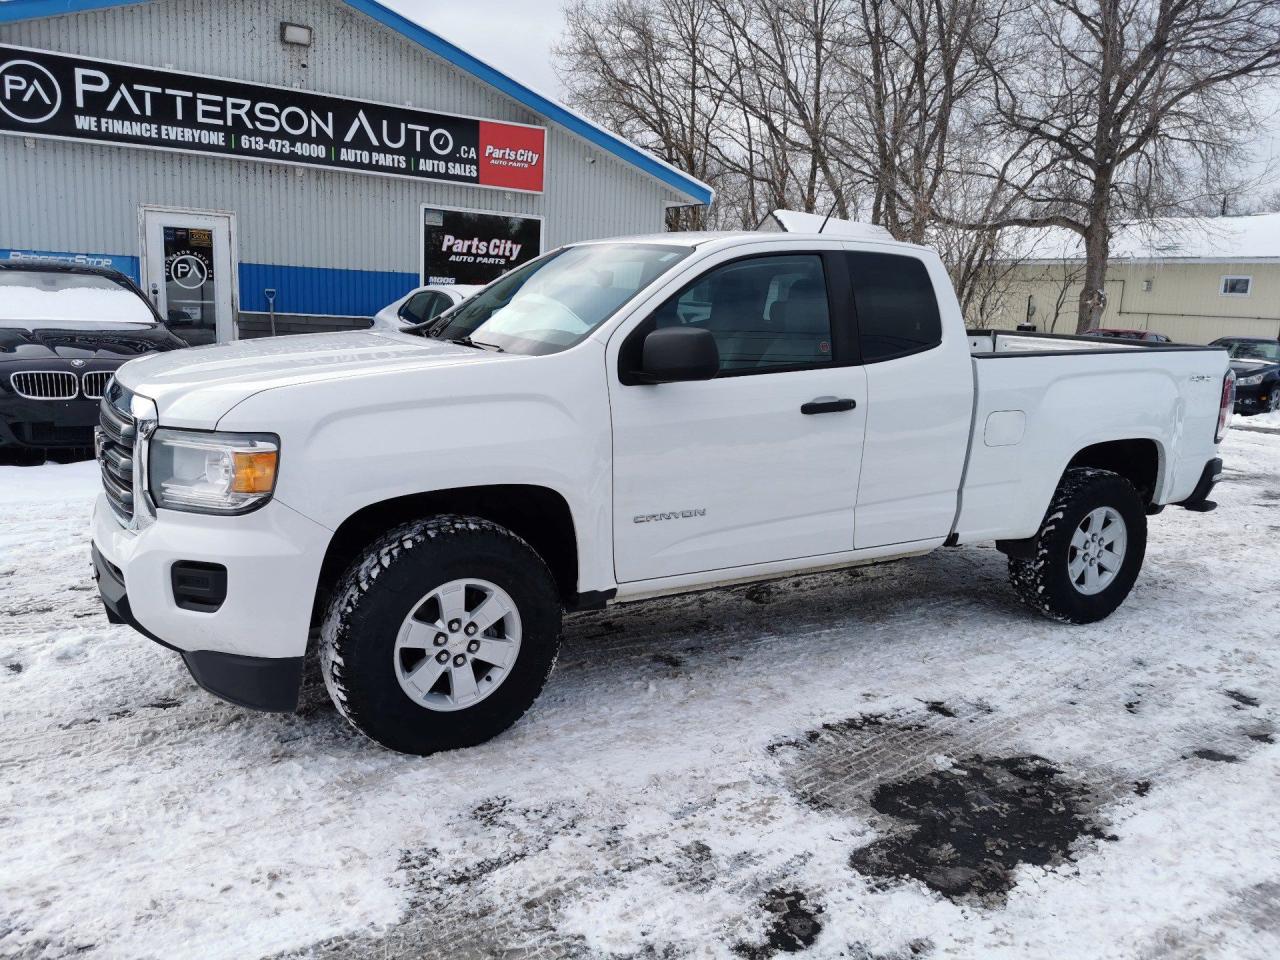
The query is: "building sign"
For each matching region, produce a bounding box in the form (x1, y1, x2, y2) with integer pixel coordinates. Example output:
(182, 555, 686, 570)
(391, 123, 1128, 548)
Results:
(0, 247, 140, 280)
(422, 206, 542, 285)
(0, 44, 546, 192)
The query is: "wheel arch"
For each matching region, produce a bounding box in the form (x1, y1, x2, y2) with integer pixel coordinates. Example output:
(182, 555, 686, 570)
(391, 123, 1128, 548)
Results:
(310, 484, 581, 628)
(1063, 437, 1164, 506)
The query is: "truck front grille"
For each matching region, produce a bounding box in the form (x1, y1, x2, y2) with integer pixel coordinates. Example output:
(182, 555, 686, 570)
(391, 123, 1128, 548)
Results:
(10, 371, 78, 400)
(98, 384, 137, 523)
(82, 371, 114, 400)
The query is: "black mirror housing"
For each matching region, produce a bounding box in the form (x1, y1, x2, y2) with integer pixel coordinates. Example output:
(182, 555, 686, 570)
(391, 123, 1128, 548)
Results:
(640, 326, 719, 383)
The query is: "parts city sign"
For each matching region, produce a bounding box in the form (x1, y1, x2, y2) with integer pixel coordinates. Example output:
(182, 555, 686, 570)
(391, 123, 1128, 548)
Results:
(0, 45, 546, 192)
(422, 206, 542, 285)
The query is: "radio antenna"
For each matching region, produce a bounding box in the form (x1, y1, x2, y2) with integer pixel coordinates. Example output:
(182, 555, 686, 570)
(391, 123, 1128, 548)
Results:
(818, 199, 839, 234)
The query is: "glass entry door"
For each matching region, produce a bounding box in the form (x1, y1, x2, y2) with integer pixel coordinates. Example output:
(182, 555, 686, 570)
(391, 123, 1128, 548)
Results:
(141, 208, 236, 344)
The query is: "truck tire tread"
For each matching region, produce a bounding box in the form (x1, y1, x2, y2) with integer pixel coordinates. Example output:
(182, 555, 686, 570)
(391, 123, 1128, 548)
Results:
(1007, 467, 1147, 624)
(319, 514, 561, 755)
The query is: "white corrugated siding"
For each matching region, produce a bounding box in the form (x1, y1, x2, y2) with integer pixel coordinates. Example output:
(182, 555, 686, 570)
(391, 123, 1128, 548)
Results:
(0, 0, 683, 273)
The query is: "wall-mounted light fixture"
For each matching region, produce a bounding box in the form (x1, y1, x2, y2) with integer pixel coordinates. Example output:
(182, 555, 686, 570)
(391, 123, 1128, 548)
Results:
(280, 22, 314, 46)
(1142, 278, 1153, 292)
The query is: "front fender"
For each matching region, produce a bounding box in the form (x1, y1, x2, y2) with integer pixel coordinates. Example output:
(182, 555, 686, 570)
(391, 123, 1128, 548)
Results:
(214, 343, 615, 593)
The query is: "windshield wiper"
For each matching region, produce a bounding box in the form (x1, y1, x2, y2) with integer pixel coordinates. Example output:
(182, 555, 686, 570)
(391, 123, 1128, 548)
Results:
(449, 335, 505, 353)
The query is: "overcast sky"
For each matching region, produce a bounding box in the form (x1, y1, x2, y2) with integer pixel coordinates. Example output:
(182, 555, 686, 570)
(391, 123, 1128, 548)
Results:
(382, 0, 568, 99)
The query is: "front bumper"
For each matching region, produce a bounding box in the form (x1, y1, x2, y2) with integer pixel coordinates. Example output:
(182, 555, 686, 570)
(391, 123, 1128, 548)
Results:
(93, 544, 303, 711)
(0, 395, 101, 448)
(91, 494, 332, 712)
(1233, 382, 1274, 414)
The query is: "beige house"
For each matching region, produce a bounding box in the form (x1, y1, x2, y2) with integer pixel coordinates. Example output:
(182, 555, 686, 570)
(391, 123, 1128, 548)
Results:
(987, 213, 1280, 343)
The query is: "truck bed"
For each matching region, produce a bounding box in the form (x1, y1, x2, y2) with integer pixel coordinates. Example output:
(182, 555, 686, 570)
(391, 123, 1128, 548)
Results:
(967, 329, 1217, 356)
(955, 330, 1228, 544)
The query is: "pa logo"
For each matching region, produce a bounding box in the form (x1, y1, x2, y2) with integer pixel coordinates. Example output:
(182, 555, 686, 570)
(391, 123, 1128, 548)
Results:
(0, 59, 61, 125)
(167, 252, 210, 289)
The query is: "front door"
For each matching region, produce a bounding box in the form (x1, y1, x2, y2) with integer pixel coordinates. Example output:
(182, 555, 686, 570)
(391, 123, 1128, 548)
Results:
(608, 249, 868, 583)
(141, 208, 236, 344)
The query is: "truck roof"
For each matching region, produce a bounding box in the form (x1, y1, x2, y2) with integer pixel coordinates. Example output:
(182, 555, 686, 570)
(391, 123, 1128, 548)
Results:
(574, 230, 924, 254)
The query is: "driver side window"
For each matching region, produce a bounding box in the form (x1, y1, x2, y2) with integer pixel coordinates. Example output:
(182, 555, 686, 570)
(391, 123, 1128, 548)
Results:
(647, 254, 834, 374)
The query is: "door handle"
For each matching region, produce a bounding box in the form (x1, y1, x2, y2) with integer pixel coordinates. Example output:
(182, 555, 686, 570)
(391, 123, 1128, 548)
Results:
(801, 397, 857, 415)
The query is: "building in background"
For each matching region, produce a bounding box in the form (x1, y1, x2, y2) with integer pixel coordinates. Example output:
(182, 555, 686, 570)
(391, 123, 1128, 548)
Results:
(0, 0, 711, 341)
(991, 213, 1280, 343)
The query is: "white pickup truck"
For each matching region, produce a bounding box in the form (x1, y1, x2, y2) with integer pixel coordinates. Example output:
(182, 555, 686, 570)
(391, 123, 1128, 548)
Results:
(92, 231, 1234, 754)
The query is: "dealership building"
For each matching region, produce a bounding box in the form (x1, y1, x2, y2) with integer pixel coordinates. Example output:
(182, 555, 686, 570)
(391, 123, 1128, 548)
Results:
(0, 0, 712, 341)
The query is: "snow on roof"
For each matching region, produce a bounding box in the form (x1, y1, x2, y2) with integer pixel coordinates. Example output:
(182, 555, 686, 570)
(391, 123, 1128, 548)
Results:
(0, 287, 155, 324)
(759, 210, 895, 241)
(1006, 212, 1280, 263)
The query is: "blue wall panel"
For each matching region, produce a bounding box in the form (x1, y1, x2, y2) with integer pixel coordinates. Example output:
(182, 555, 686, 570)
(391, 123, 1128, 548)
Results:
(1, 248, 140, 281)
(238, 263, 418, 317)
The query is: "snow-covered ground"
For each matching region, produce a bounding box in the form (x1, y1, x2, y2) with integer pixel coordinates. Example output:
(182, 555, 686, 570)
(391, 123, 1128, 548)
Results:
(2, 429, 1278, 960)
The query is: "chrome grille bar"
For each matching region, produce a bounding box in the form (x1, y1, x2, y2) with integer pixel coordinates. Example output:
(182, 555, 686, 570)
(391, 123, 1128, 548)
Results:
(10, 371, 78, 400)
(82, 371, 114, 400)
(97, 389, 137, 524)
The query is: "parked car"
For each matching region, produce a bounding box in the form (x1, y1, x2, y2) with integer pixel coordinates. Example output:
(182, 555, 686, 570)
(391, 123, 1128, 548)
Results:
(1208, 336, 1280, 414)
(369, 283, 481, 332)
(1090, 327, 1172, 343)
(93, 231, 1233, 754)
(0, 261, 187, 454)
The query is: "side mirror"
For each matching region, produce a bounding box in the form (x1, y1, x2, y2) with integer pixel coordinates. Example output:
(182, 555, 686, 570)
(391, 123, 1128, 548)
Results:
(640, 326, 719, 383)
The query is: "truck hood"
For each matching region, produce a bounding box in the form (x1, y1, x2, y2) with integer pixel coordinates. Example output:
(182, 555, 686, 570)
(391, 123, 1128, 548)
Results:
(115, 330, 511, 427)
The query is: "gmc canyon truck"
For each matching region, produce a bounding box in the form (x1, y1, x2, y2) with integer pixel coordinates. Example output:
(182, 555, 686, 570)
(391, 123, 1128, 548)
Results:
(91, 231, 1234, 754)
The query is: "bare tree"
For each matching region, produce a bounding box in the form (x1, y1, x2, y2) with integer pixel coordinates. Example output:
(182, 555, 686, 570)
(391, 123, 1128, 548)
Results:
(835, 0, 1011, 244)
(556, 0, 734, 228)
(958, 0, 1280, 332)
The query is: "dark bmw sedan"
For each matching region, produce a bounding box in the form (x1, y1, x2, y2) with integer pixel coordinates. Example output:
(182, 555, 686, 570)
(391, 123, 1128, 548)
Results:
(1, 261, 188, 453)
(1209, 337, 1280, 416)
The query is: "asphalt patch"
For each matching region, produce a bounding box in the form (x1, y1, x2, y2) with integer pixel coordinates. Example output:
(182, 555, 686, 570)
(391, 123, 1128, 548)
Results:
(849, 754, 1112, 902)
(1186, 748, 1240, 763)
(735, 889, 823, 958)
(1224, 690, 1261, 708)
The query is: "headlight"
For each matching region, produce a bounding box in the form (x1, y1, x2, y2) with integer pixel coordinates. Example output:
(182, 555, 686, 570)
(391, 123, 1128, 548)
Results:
(1236, 373, 1264, 386)
(148, 429, 279, 514)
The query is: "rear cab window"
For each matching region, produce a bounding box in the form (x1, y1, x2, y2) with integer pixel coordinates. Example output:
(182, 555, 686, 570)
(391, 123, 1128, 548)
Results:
(846, 251, 942, 362)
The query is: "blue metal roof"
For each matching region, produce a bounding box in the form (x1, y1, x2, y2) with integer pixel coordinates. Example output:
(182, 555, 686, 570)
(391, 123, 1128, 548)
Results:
(0, 0, 714, 205)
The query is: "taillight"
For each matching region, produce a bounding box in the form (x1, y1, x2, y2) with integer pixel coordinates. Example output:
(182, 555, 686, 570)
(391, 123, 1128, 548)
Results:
(1216, 369, 1235, 443)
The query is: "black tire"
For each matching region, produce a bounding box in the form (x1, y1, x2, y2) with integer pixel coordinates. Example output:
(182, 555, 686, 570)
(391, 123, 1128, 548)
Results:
(1008, 468, 1147, 624)
(320, 515, 562, 755)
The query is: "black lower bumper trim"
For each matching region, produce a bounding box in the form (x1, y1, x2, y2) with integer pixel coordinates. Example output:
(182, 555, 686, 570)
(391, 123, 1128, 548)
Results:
(93, 543, 176, 650)
(182, 650, 303, 713)
(92, 543, 302, 712)
(1177, 457, 1223, 510)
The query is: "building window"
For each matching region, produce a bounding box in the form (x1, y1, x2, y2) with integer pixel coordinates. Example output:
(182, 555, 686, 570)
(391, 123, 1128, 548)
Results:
(1220, 276, 1252, 297)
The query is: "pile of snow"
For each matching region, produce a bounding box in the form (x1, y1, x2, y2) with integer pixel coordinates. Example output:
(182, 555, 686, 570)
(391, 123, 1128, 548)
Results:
(0, 285, 155, 324)
(1234, 409, 1280, 432)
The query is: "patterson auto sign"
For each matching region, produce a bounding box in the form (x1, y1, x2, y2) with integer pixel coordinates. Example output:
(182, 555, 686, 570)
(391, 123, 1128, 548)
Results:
(0, 45, 546, 192)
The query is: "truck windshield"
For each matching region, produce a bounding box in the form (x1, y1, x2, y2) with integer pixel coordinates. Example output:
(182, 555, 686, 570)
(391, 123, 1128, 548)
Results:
(428, 243, 691, 355)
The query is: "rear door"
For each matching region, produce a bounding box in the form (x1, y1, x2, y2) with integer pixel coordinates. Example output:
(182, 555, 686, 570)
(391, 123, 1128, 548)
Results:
(608, 245, 868, 583)
(844, 248, 974, 548)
